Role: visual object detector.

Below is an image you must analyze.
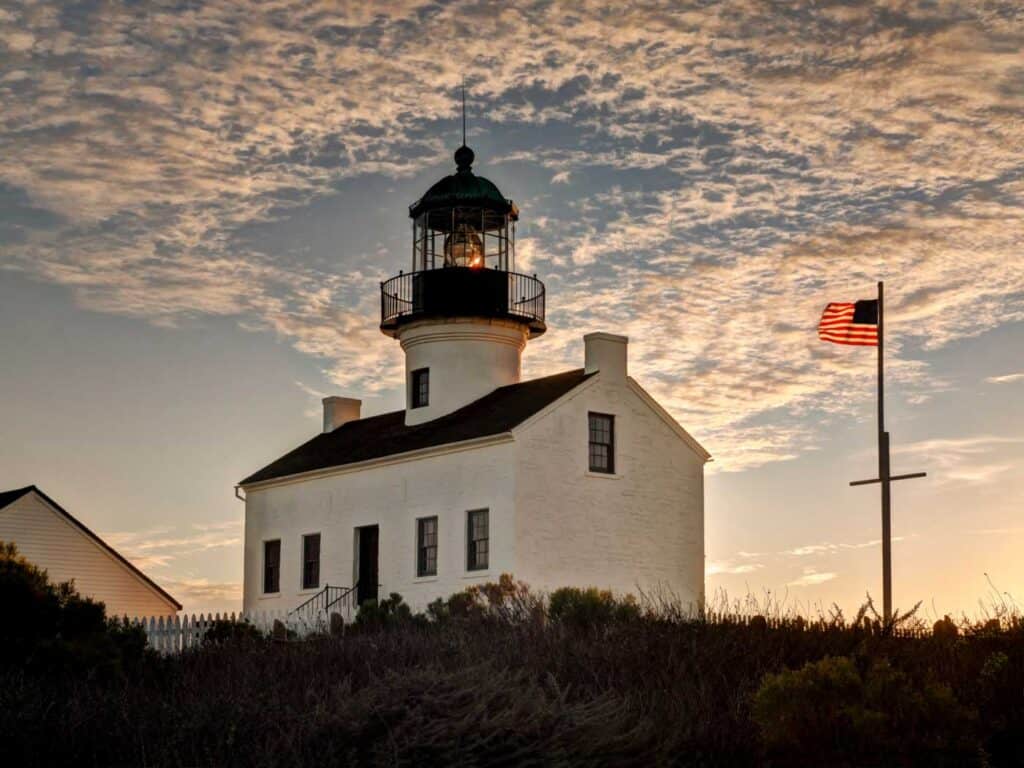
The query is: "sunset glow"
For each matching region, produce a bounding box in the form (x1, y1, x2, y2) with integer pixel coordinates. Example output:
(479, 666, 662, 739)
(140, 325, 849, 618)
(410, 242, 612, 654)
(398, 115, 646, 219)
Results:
(1, 1, 1022, 617)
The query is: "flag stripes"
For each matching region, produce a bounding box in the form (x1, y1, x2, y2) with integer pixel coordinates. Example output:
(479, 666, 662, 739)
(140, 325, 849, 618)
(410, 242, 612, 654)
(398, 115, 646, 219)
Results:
(818, 302, 878, 346)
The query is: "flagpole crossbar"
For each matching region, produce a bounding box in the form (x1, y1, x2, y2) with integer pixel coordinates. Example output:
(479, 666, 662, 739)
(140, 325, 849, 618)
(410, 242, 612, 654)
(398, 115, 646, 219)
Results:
(849, 472, 927, 487)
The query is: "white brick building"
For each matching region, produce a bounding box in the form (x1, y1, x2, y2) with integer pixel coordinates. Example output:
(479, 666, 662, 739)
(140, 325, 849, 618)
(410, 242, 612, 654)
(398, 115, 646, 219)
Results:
(239, 143, 709, 615)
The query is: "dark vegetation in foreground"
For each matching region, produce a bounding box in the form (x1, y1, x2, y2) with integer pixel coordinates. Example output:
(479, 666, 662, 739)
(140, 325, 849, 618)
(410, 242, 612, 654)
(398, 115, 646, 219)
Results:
(2, 543, 1023, 767)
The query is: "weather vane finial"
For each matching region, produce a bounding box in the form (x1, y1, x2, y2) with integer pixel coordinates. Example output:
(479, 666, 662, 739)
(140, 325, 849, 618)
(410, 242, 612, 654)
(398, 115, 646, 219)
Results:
(461, 75, 467, 147)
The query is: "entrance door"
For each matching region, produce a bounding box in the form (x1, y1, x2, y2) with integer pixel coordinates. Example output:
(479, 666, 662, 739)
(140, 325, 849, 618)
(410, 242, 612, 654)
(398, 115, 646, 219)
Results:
(356, 525, 379, 605)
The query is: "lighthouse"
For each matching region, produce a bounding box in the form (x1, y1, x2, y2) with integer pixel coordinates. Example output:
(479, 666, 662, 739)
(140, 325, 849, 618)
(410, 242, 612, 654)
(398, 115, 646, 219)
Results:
(240, 131, 709, 618)
(380, 142, 546, 425)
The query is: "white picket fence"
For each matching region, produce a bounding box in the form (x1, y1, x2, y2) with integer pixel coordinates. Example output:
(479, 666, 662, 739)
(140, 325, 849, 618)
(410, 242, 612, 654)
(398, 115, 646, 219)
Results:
(127, 609, 348, 654)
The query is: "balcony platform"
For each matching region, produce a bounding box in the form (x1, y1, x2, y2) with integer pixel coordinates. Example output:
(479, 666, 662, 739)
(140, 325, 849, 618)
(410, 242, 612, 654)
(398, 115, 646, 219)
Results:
(380, 267, 546, 338)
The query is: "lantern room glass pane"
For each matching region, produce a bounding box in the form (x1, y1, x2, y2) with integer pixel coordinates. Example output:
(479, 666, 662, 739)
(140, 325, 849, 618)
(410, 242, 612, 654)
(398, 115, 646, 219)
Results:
(415, 208, 511, 272)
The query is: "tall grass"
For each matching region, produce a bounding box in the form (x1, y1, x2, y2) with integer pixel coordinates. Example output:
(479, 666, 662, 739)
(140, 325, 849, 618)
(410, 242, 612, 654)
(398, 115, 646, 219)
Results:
(3, 578, 1022, 767)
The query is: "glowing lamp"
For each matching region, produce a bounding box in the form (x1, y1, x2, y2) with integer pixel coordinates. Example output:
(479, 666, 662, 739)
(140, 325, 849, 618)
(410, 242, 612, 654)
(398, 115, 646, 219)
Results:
(444, 224, 485, 268)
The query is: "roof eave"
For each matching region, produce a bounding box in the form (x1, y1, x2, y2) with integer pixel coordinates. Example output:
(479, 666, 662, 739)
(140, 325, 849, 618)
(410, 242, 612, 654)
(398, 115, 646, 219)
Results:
(239, 431, 516, 491)
(626, 377, 712, 461)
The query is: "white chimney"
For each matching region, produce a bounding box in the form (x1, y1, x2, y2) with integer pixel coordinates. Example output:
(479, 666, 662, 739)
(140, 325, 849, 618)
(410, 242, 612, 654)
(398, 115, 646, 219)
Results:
(322, 397, 361, 433)
(584, 332, 628, 382)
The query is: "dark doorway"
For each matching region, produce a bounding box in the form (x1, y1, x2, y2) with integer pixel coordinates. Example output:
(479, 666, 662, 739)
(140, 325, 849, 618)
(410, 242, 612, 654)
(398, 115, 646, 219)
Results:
(356, 525, 379, 605)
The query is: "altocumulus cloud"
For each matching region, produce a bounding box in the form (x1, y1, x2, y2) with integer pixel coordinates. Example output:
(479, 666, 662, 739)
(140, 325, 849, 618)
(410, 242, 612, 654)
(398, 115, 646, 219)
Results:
(1, 1, 1023, 471)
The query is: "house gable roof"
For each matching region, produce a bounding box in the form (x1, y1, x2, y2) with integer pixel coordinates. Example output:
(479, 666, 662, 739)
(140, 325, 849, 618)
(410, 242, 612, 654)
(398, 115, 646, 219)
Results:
(627, 378, 712, 461)
(0, 485, 34, 511)
(241, 368, 595, 486)
(0, 485, 182, 611)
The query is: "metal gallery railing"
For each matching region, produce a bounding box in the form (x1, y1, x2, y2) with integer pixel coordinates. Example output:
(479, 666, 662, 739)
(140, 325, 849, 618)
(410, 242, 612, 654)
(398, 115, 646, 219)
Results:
(380, 268, 545, 330)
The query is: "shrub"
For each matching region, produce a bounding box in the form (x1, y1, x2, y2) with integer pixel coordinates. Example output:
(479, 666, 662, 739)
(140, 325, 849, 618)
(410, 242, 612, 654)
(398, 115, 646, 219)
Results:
(549, 586, 640, 627)
(0, 540, 148, 677)
(202, 618, 265, 646)
(934, 614, 959, 639)
(3, 577, 1023, 766)
(753, 655, 981, 766)
(354, 592, 417, 629)
(426, 574, 541, 624)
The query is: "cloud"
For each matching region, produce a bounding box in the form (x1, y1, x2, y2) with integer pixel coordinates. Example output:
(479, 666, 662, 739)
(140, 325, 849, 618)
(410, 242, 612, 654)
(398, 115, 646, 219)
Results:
(160, 578, 243, 607)
(986, 372, 1024, 384)
(783, 536, 906, 558)
(788, 568, 839, 587)
(294, 380, 328, 400)
(891, 436, 1024, 485)
(103, 521, 242, 570)
(710, 536, 909, 587)
(2, 0, 1023, 472)
(707, 560, 765, 576)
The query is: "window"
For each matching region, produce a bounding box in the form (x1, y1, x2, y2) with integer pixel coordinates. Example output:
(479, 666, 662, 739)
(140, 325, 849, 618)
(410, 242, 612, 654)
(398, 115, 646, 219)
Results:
(411, 368, 429, 408)
(302, 533, 321, 590)
(263, 539, 281, 594)
(417, 517, 438, 577)
(467, 509, 489, 571)
(588, 412, 615, 473)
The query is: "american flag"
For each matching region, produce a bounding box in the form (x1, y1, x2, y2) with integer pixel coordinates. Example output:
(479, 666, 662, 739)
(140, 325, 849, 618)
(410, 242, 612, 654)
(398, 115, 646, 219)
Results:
(818, 300, 879, 346)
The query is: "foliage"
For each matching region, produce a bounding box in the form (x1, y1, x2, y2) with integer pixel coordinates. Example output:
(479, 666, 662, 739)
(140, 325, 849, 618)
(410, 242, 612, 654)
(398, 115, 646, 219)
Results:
(934, 614, 960, 639)
(0, 540, 149, 677)
(549, 586, 640, 627)
(202, 617, 265, 646)
(425, 573, 542, 624)
(2, 576, 1024, 766)
(753, 655, 979, 766)
(354, 592, 419, 629)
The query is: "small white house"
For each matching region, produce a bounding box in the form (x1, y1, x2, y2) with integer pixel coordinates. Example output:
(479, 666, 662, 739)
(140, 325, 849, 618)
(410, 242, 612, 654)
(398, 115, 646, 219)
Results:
(239, 142, 710, 615)
(0, 485, 181, 617)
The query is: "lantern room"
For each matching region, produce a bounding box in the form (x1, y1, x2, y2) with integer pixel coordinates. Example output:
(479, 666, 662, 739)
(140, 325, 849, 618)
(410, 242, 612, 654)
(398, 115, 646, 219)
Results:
(380, 143, 546, 341)
(410, 144, 517, 272)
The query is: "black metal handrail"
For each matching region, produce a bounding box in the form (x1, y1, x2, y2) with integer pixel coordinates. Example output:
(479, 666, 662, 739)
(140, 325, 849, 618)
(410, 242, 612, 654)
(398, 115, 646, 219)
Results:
(324, 584, 359, 613)
(290, 584, 358, 619)
(380, 268, 545, 333)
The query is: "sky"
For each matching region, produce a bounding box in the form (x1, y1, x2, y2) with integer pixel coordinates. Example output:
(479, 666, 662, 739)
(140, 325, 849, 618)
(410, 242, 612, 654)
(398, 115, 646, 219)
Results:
(1, 0, 1022, 618)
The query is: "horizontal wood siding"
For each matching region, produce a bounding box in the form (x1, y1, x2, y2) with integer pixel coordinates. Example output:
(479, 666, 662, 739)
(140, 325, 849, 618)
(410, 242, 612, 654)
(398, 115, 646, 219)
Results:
(0, 493, 178, 617)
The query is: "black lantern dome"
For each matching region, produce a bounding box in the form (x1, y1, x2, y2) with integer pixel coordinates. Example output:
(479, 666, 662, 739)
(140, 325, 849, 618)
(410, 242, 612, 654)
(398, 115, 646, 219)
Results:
(380, 143, 545, 338)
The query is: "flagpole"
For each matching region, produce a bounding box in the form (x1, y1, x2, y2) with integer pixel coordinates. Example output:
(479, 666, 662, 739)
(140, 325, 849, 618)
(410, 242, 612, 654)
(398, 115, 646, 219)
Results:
(844, 282, 923, 623)
(878, 280, 893, 623)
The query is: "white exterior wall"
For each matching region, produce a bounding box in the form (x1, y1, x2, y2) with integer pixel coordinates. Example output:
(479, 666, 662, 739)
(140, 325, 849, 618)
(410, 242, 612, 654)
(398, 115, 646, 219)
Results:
(0, 492, 179, 617)
(512, 375, 706, 609)
(243, 439, 518, 613)
(399, 318, 527, 425)
(243, 374, 706, 615)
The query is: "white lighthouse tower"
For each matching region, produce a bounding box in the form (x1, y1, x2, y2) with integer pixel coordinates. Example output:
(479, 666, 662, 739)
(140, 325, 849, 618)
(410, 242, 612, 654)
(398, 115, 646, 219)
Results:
(379, 142, 546, 426)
